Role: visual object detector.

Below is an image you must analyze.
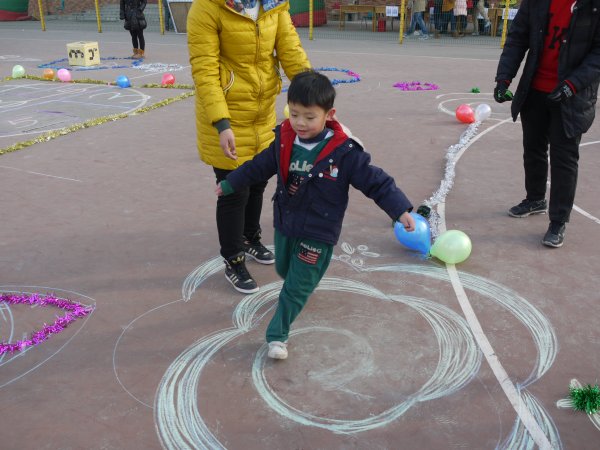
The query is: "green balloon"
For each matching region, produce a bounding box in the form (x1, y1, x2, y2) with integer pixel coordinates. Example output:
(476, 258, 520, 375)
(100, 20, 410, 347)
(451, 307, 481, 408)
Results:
(12, 65, 25, 78)
(430, 230, 472, 264)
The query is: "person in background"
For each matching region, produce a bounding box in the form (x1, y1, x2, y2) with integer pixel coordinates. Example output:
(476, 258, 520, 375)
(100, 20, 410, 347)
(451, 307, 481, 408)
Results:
(216, 70, 415, 359)
(494, 0, 600, 247)
(405, 0, 430, 39)
(471, 0, 491, 35)
(434, 0, 455, 37)
(452, 0, 467, 37)
(187, 0, 310, 293)
(120, 0, 147, 59)
(162, 0, 173, 31)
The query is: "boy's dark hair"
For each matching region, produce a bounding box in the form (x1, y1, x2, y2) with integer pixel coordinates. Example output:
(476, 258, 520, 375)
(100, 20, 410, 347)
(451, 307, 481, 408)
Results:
(287, 70, 336, 111)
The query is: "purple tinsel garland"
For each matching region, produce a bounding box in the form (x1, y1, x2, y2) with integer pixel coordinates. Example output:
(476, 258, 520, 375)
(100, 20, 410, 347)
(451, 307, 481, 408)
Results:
(393, 81, 439, 91)
(0, 293, 94, 355)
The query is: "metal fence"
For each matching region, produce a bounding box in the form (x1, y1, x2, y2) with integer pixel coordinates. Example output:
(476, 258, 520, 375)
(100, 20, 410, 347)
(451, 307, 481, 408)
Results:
(17, 0, 515, 48)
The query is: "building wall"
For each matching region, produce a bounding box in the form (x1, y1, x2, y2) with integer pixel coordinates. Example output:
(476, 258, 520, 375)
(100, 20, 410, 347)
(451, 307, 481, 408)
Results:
(28, 0, 158, 19)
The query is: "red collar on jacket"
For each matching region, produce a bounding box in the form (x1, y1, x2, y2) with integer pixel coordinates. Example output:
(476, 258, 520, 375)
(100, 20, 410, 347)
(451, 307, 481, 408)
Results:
(279, 119, 349, 184)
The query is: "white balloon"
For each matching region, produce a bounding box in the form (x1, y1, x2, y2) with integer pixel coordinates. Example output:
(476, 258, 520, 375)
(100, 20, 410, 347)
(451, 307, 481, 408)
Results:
(475, 103, 492, 122)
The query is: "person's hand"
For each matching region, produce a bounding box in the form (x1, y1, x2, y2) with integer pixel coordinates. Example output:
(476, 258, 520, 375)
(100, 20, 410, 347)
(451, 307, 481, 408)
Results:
(215, 182, 223, 197)
(547, 82, 574, 103)
(398, 211, 416, 232)
(493, 80, 511, 103)
(219, 128, 237, 160)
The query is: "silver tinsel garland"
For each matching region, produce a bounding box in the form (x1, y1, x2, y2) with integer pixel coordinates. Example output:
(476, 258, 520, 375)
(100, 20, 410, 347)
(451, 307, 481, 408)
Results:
(423, 121, 481, 238)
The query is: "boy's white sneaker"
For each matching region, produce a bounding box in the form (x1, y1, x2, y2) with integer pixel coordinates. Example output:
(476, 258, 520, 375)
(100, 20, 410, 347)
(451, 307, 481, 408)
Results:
(268, 341, 288, 360)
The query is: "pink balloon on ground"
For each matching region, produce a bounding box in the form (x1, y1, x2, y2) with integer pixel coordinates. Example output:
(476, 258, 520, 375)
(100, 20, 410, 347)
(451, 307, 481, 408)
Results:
(57, 68, 72, 82)
(455, 104, 475, 124)
(161, 73, 175, 85)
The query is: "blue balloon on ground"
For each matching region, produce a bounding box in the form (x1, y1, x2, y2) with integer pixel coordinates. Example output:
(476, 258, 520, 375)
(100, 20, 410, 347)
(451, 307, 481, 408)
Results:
(116, 75, 130, 88)
(394, 212, 431, 255)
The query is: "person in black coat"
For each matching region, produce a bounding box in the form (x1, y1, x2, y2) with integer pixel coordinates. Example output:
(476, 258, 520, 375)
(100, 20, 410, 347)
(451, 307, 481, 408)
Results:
(494, 0, 600, 248)
(120, 0, 147, 59)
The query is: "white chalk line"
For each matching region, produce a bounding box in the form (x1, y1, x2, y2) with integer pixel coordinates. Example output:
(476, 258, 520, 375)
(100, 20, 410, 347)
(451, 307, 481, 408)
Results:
(155, 276, 482, 448)
(112, 298, 184, 409)
(0, 165, 82, 182)
(435, 119, 554, 449)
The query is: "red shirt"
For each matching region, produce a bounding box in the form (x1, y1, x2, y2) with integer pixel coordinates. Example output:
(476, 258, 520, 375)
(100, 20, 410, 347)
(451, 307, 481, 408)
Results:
(532, 0, 576, 92)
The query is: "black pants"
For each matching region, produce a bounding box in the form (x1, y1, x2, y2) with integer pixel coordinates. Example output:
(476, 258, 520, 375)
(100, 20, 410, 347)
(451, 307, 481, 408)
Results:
(520, 89, 581, 223)
(129, 29, 145, 50)
(213, 167, 268, 259)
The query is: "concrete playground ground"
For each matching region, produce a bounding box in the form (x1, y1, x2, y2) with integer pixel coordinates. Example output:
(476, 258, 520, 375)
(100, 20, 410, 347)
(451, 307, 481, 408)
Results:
(1, 22, 599, 450)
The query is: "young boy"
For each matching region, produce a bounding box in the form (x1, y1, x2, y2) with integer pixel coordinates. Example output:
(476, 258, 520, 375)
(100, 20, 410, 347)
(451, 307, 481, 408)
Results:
(215, 70, 415, 359)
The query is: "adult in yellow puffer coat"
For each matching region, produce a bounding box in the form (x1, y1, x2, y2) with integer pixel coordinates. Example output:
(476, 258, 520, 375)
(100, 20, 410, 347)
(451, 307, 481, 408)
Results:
(187, 0, 310, 294)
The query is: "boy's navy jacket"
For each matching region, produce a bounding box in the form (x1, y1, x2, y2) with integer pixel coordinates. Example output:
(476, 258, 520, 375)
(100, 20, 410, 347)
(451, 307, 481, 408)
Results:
(225, 119, 413, 245)
(495, 0, 600, 138)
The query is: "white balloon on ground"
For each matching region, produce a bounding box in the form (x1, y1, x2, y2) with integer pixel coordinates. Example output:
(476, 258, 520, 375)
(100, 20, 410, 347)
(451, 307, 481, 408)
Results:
(475, 103, 492, 122)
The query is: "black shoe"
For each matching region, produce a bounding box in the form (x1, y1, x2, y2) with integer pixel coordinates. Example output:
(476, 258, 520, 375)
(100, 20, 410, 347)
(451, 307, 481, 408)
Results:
(243, 232, 275, 265)
(508, 199, 547, 218)
(224, 252, 259, 294)
(542, 221, 566, 248)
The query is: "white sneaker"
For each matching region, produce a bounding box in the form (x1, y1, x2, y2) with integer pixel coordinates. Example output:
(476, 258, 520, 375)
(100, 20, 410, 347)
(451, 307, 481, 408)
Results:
(268, 341, 288, 359)
(419, 34, 429, 40)
(414, 30, 421, 36)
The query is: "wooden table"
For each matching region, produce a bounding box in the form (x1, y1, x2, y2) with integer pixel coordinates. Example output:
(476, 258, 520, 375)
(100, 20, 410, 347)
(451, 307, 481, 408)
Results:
(339, 5, 399, 32)
(488, 7, 518, 37)
(339, 5, 378, 31)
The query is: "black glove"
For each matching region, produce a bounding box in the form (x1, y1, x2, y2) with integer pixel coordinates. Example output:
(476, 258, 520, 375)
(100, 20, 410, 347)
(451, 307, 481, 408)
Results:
(416, 204, 431, 219)
(494, 80, 512, 103)
(547, 82, 574, 103)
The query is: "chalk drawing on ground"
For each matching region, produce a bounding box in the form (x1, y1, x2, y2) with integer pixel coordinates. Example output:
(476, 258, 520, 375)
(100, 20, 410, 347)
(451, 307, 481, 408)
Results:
(0, 81, 150, 138)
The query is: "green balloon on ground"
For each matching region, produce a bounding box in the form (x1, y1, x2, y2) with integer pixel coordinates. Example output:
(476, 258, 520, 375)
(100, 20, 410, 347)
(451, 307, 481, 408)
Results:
(12, 65, 25, 78)
(430, 230, 472, 264)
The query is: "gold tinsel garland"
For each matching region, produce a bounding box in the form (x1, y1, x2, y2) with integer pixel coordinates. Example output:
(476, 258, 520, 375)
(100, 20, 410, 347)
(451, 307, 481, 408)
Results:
(0, 76, 196, 156)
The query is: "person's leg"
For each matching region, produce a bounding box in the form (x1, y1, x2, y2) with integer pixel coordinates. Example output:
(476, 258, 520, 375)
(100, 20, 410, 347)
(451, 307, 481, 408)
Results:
(416, 12, 428, 35)
(138, 30, 145, 51)
(214, 168, 248, 259)
(266, 237, 333, 345)
(214, 168, 261, 292)
(520, 90, 551, 202)
(242, 180, 274, 264)
(129, 29, 138, 57)
(477, 0, 489, 21)
(242, 180, 267, 240)
(472, 7, 479, 33)
(547, 105, 581, 223)
(407, 12, 417, 34)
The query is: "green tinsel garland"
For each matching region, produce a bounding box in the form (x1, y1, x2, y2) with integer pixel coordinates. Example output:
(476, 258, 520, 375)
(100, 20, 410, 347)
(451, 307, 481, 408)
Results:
(569, 384, 600, 414)
(0, 91, 195, 156)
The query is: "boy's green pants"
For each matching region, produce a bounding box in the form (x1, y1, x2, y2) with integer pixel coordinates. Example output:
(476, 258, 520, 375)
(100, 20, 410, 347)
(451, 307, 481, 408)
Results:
(266, 230, 334, 343)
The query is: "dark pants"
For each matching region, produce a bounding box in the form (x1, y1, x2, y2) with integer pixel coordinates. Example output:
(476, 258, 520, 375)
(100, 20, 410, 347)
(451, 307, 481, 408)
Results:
(266, 230, 333, 343)
(437, 11, 454, 32)
(520, 89, 581, 223)
(213, 167, 268, 259)
(129, 29, 145, 50)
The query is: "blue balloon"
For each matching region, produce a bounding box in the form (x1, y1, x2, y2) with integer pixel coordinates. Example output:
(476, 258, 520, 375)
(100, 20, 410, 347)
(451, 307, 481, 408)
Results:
(116, 75, 130, 88)
(394, 212, 431, 255)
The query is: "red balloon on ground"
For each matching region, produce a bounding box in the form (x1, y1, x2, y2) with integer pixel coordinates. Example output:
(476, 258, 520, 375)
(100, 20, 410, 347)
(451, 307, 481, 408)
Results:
(161, 73, 175, 86)
(455, 104, 475, 124)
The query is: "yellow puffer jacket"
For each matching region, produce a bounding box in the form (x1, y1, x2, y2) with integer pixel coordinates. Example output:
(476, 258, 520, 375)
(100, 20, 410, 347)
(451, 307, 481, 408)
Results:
(187, 0, 310, 170)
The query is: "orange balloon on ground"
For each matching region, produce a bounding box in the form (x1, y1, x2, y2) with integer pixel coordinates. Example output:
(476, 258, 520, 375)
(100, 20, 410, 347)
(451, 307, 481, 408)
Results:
(42, 68, 55, 80)
(455, 104, 475, 124)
